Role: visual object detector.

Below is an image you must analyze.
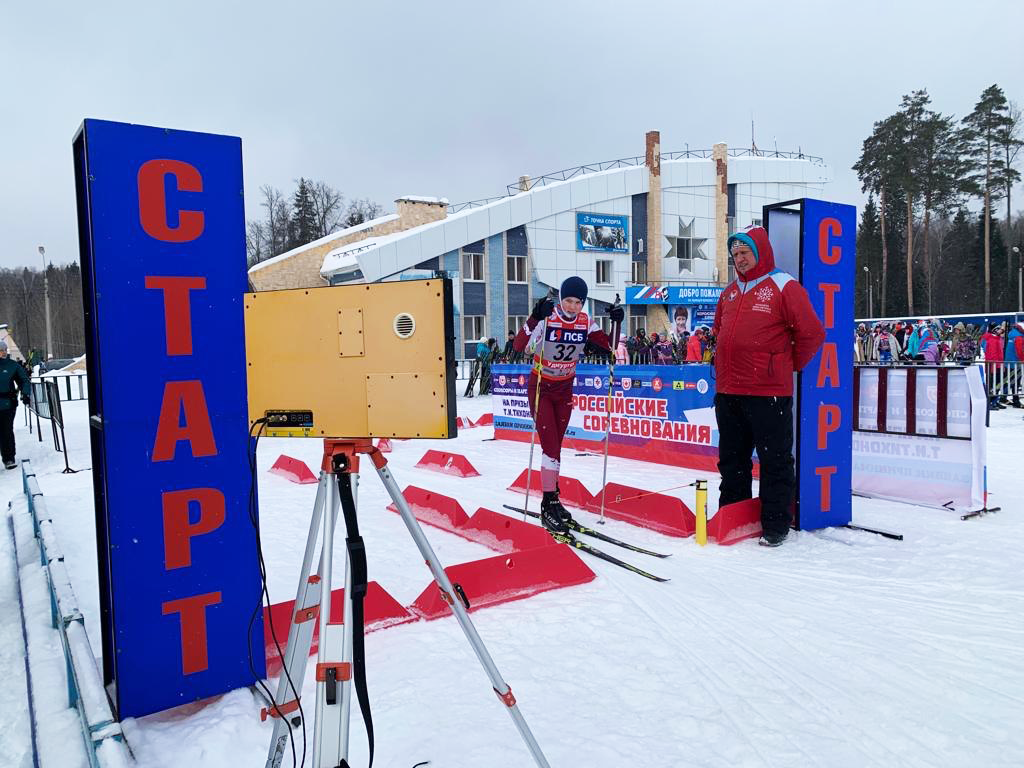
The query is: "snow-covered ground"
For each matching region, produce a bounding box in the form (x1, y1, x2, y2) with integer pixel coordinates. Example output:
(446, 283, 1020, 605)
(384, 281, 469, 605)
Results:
(3, 391, 1024, 767)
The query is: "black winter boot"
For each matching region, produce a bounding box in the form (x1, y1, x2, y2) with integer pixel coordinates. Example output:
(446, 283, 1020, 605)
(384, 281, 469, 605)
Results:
(541, 491, 570, 533)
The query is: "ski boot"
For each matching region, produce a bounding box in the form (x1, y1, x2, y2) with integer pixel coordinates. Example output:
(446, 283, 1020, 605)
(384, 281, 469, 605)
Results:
(758, 530, 787, 547)
(541, 491, 572, 534)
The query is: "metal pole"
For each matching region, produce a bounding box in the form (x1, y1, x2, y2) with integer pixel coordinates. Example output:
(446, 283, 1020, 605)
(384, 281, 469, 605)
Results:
(376, 462, 552, 768)
(38, 247, 52, 359)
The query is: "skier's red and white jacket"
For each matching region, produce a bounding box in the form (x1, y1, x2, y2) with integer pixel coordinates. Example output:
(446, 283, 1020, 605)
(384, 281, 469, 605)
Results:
(513, 306, 612, 381)
(712, 227, 825, 397)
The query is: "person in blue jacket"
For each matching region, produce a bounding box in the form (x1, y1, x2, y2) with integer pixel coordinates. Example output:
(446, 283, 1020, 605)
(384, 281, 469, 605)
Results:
(1006, 322, 1023, 408)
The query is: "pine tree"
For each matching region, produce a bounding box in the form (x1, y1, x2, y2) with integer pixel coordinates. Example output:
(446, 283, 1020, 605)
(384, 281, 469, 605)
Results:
(945, 209, 977, 311)
(290, 178, 318, 251)
(916, 107, 966, 314)
(856, 196, 882, 317)
(962, 84, 1016, 311)
(854, 114, 903, 315)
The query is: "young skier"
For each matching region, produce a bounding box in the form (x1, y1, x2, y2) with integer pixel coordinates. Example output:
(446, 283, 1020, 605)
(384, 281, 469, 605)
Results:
(513, 276, 624, 532)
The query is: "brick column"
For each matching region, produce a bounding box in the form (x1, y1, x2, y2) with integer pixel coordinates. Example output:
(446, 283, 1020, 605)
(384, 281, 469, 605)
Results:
(645, 131, 669, 336)
(713, 143, 729, 285)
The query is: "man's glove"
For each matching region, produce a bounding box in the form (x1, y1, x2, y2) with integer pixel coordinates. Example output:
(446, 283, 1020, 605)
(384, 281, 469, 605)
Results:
(530, 296, 555, 322)
(608, 305, 625, 323)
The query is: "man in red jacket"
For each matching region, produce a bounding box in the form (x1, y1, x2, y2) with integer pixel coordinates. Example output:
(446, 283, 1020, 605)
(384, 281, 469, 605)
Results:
(713, 227, 825, 546)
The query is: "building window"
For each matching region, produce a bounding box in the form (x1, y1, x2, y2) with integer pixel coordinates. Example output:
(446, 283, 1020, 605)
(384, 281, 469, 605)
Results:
(463, 251, 484, 281)
(507, 315, 526, 335)
(631, 260, 647, 284)
(507, 255, 527, 283)
(677, 236, 693, 272)
(596, 259, 613, 285)
(596, 316, 613, 335)
(464, 315, 485, 345)
(751, 217, 763, 227)
(628, 315, 647, 336)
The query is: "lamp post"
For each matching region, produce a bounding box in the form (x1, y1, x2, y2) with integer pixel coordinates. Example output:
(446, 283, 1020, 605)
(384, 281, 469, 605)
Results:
(1014, 246, 1022, 314)
(38, 246, 52, 359)
(863, 265, 873, 317)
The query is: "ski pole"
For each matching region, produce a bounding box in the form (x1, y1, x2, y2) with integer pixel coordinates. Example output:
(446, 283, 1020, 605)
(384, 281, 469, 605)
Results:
(598, 294, 621, 525)
(523, 288, 558, 521)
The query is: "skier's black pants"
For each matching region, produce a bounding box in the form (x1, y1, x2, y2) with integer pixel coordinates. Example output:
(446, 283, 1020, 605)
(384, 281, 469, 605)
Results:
(0, 407, 17, 464)
(715, 394, 794, 538)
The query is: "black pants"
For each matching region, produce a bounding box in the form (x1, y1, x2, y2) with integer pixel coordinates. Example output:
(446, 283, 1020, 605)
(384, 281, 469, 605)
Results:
(715, 394, 794, 538)
(0, 407, 17, 464)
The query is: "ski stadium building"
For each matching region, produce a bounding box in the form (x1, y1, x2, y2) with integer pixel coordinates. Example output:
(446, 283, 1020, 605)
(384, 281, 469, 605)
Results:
(248, 131, 831, 357)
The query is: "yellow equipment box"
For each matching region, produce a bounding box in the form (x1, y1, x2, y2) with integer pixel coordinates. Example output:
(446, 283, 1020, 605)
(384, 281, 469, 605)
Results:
(244, 279, 457, 439)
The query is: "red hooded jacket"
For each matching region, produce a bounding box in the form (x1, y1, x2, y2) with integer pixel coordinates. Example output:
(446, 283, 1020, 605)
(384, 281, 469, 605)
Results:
(980, 331, 1003, 362)
(712, 227, 825, 396)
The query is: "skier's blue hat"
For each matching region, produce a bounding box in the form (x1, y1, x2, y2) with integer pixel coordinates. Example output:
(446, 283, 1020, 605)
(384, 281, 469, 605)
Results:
(560, 276, 588, 304)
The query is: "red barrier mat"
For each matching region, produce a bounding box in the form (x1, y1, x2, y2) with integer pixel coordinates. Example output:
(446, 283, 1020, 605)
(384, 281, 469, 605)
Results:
(458, 508, 559, 553)
(586, 482, 695, 537)
(376, 438, 393, 453)
(708, 498, 762, 545)
(409, 544, 595, 620)
(414, 449, 481, 478)
(268, 454, 318, 485)
(456, 416, 475, 429)
(506, 469, 594, 510)
(264, 581, 415, 675)
(475, 413, 494, 427)
(385, 486, 470, 532)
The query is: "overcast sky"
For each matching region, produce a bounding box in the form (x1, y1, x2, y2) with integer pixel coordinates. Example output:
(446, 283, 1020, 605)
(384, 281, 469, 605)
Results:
(2, 0, 1022, 269)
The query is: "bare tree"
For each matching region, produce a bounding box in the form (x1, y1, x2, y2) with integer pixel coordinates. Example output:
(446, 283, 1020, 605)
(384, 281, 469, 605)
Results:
(246, 220, 267, 267)
(259, 185, 290, 257)
(309, 181, 345, 238)
(343, 198, 384, 228)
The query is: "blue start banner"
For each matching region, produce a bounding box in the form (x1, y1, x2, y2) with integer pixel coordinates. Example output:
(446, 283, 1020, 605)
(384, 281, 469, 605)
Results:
(625, 285, 725, 305)
(576, 212, 629, 252)
(74, 119, 263, 717)
(492, 363, 720, 470)
(794, 198, 856, 530)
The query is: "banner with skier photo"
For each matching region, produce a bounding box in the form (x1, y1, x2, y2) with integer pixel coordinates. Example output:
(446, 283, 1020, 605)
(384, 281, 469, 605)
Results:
(491, 363, 719, 471)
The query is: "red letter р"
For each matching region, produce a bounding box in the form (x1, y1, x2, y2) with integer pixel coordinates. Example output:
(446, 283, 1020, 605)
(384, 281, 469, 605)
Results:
(162, 592, 222, 675)
(162, 488, 226, 570)
(818, 217, 842, 265)
(152, 381, 218, 462)
(138, 159, 205, 243)
(145, 276, 206, 356)
(817, 404, 841, 450)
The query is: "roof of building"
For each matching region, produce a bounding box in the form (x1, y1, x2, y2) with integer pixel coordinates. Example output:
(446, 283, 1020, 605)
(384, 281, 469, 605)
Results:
(248, 213, 400, 273)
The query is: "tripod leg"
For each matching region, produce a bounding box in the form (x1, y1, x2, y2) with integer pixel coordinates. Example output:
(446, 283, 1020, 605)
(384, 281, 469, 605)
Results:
(312, 473, 338, 768)
(374, 461, 552, 768)
(265, 474, 330, 768)
(319, 475, 356, 767)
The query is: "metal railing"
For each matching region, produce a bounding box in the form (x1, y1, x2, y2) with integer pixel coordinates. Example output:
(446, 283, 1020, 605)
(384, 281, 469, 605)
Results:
(17, 462, 130, 767)
(984, 361, 1024, 400)
(35, 372, 88, 402)
(446, 147, 825, 213)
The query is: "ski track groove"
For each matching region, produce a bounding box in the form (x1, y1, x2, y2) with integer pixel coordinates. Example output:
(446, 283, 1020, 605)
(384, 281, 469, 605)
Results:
(615, 572, 910, 768)
(593, 562, 822, 768)
(687, 564, 996, 764)
(700, 559, 1024, 715)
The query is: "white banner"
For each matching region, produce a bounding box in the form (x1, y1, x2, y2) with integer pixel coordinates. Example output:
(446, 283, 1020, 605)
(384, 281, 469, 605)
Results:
(852, 365, 986, 511)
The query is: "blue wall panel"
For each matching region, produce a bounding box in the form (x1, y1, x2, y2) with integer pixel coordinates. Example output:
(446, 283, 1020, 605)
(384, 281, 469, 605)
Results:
(488, 234, 505, 339)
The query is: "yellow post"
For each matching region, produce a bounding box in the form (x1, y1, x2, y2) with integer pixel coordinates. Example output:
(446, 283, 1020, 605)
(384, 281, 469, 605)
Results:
(695, 479, 708, 547)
